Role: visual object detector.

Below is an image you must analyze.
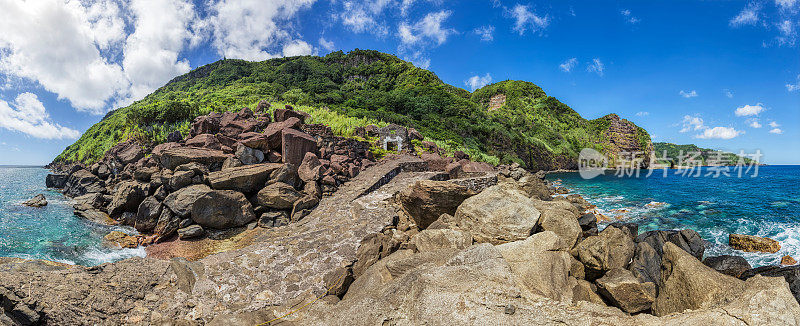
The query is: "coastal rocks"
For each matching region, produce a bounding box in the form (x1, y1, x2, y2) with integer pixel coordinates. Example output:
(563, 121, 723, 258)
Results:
(235, 144, 264, 165)
(207, 163, 281, 193)
(740, 265, 800, 304)
(411, 229, 473, 253)
(783, 255, 797, 265)
(153, 208, 181, 241)
(0, 286, 42, 325)
(45, 173, 68, 188)
(177, 225, 205, 239)
(281, 128, 317, 166)
(190, 112, 221, 136)
(22, 194, 47, 207)
(298, 152, 322, 182)
(652, 242, 744, 316)
(453, 183, 540, 245)
(702, 255, 752, 278)
(103, 231, 138, 249)
(531, 199, 581, 249)
(629, 229, 705, 284)
(159, 147, 228, 170)
(135, 197, 162, 232)
(63, 169, 105, 197)
(107, 181, 146, 217)
(397, 180, 474, 229)
(577, 213, 598, 238)
(595, 268, 656, 313)
(191, 189, 256, 229)
(572, 280, 605, 305)
(185, 134, 223, 150)
(255, 182, 302, 209)
(496, 232, 574, 302)
(576, 226, 634, 279)
(729, 233, 781, 253)
(517, 175, 551, 200)
(291, 194, 319, 221)
(163, 184, 214, 218)
(107, 140, 144, 165)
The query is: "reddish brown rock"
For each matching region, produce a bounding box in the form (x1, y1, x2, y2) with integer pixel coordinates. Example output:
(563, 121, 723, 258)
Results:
(298, 152, 322, 182)
(219, 108, 258, 137)
(420, 152, 450, 171)
(274, 108, 308, 123)
(255, 100, 271, 113)
(108, 140, 144, 165)
(240, 133, 269, 150)
(263, 117, 301, 150)
(460, 159, 494, 173)
(185, 134, 223, 150)
(159, 147, 229, 170)
(190, 112, 221, 136)
(281, 128, 317, 166)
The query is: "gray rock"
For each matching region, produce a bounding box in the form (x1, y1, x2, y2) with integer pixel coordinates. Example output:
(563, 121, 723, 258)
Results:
(163, 184, 214, 218)
(169, 170, 194, 190)
(46, 173, 68, 188)
(595, 268, 656, 313)
(159, 147, 228, 170)
(190, 189, 256, 229)
(63, 169, 105, 197)
(703, 255, 752, 278)
(411, 229, 473, 253)
(153, 207, 181, 241)
(135, 196, 162, 232)
(453, 183, 540, 245)
(255, 182, 303, 209)
(107, 181, 145, 216)
(207, 163, 281, 194)
(398, 180, 474, 230)
(291, 194, 319, 221)
(496, 231, 574, 302)
(576, 226, 634, 279)
(22, 194, 47, 207)
(235, 144, 264, 165)
(177, 225, 205, 239)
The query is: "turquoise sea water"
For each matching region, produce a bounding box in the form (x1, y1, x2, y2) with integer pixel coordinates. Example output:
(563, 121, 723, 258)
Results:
(0, 167, 145, 266)
(548, 165, 800, 267)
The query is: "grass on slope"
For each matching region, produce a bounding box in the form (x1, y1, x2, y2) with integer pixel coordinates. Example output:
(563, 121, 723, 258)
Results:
(55, 49, 648, 170)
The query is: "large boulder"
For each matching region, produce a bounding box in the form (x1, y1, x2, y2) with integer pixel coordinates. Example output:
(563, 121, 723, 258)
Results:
(398, 180, 475, 230)
(190, 112, 221, 136)
(45, 173, 68, 188)
(595, 268, 656, 313)
(652, 242, 745, 316)
(159, 147, 228, 170)
(281, 128, 317, 166)
(576, 226, 634, 279)
(297, 152, 322, 182)
(740, 265, 800, 304)
(453, 183, 540, 245)
(629, 229, 706, 284)
(107, 181, 146, 216)
(572, 280, 605, 305)
(411, 229, 473, 253)
(531, 199, 582, 248)
(263, 117, 301, 150)
(703, 255, 752, 278)
(163, 184, 214, 218)
(185, 134, 223, 150)
(22, 194, 47, 208)
(729, 233, 781, 253)
(207, 163, 282, 194)
(255, 182, 303, 209)
(235, 144, 264, 165)
(191, 189, 256, 229)
(135, 196, 162, 232)
(153, 208, 181, 241)
(517, 175, 551, 200)
(108, 141, 144, 165)
(496, 231, 574, 302)
(63, 169, 105, 197)
(219, 108, 258, 137)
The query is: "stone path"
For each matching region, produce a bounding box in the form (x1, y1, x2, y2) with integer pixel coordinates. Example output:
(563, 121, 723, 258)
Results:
(1, 155, 441, 324)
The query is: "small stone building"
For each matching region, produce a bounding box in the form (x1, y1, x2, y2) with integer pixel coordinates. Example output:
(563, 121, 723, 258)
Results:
(377, 124, 409, 152)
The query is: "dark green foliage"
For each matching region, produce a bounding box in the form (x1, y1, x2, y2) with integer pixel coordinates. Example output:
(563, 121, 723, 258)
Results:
(652, 142, 756, 166)
(54, 49, 651, 170)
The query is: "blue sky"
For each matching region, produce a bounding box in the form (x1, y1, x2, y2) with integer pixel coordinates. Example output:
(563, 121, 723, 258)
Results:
(0, 0, 798, 165)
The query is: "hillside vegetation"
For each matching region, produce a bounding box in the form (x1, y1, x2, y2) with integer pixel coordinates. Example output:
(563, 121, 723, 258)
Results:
(54, 49, 651, 170)
(652, 142, 757, 166)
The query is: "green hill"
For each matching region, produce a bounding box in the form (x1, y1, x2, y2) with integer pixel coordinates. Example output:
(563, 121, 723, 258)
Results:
(652, 142, 758, 166)
(54, 49, 651, 171)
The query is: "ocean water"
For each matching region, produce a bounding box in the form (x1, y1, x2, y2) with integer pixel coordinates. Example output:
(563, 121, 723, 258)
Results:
(548, 165, 800, 267)
(0, 167, 145, 266)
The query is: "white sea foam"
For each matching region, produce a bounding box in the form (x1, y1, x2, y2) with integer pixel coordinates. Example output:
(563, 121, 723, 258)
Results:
(80, 247, 147, 266)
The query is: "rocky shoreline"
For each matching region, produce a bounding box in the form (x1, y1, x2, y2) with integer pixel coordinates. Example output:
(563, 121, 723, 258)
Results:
(1, 103, 799, 325)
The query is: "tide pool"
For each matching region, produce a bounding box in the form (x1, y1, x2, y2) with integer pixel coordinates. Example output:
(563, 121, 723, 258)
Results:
(0, 167, 145, 266)
(548, 165, 800, 267)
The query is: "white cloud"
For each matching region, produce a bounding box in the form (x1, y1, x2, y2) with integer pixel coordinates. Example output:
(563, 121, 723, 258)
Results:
(587, 58, 604, 76)
(319, 37, 335, 51)
(636, 111, 649, 117)
(559, 58, 577, 72)
(680, 115, 705, 132)
(730, 3, 761, 26)
(787, 74, 800, 91)
(207, 0, 316, 61)
(769, 121, 781, 128)
(0, 93, 80, 139)
(777, 19, 797, 45)
(620, 9, 640, 24)
(696, 126, 744, 139)
(770, 127, 784, 134)
(724, 89, 734, 98)
(510, 4, 549, 35)
(338, 0, 391, 35)
(748, 119, 762, 128)
(398, 10, 455, 45)
(679, 90, 698, 98)
(0, 0, 129, 113)
(776, 0, 798, 9)
(735, 104, 765, 116)
(465, 73, 492, 91)
(474, 25, 495, 42)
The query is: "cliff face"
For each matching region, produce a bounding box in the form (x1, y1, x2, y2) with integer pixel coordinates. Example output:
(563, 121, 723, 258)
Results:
(595, 114, 653, 168)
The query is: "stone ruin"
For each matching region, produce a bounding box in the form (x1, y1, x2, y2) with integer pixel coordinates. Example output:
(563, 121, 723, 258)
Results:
(377, 124, 408, 152)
